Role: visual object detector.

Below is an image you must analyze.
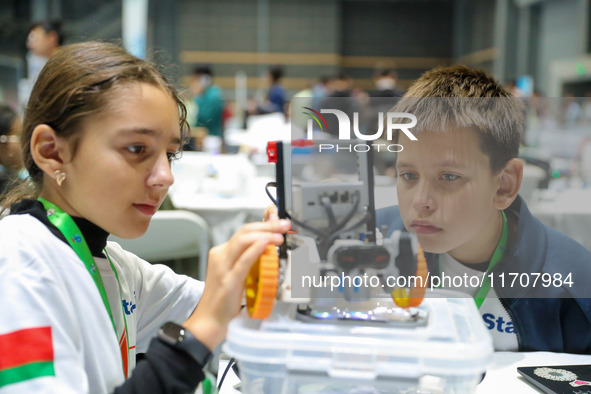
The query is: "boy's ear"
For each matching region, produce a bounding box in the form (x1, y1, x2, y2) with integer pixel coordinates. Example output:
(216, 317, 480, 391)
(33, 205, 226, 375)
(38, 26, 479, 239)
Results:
(493, 158, 523, 210)
(30, 124, 70, 176)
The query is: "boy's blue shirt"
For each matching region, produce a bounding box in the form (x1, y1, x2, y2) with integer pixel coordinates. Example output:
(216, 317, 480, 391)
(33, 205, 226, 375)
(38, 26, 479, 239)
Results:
(377, 195, 591, 354)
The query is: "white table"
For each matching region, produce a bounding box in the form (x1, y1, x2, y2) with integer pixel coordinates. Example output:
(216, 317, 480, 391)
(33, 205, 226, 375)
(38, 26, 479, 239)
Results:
(529, 188, 591, 251)
(217, 357, 241, 394)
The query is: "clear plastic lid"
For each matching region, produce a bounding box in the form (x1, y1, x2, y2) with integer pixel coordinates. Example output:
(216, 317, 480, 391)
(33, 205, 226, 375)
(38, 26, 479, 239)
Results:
(224, 290, 493, 379)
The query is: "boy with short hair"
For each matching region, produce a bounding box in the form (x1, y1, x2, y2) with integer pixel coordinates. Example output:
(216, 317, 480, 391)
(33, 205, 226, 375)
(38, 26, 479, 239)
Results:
(378, 65, 591, 353)
(27, 19, 64, 59)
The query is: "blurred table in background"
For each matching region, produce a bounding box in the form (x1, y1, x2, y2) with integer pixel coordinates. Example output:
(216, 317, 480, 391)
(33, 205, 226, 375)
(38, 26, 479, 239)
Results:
(520, 163, 547, 205)
(374, 176, 397, 210)
(169, 152, 273, 245)
(529, 188, 591, 251)
(224, 112, 293, 154)
(168, 145, 559, 246)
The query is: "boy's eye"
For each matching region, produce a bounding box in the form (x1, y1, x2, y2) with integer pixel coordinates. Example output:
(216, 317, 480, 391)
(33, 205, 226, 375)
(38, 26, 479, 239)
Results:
(441, 173, 460, 181)
(167, 151, 182, 162)
(126, 145, 146, 154)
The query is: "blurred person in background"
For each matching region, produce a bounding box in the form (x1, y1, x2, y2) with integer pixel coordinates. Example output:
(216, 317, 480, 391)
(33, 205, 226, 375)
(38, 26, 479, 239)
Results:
(560, 94, 582, 127)
(311, 75, 332, 109)
(365, 67, 404, 128)
(364, 68, 404, 176)
(0, 105, 25, 196)
(27, 19, 64, 61)
(369, 68, 404, 98)
(189, 65, 225, 151)
(19, 19, 65, 110)
(319, 73, 359, 137)
(266, 66, 287, 116)
(326, 72, 354, 99)
(289, 81, 314, 134)
(247, 65, 287, 119)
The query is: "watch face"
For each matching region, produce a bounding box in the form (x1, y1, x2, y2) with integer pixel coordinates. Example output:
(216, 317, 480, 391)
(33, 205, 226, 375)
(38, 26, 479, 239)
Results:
(159, 322, 212, 366)
(159, 322, 184, 344)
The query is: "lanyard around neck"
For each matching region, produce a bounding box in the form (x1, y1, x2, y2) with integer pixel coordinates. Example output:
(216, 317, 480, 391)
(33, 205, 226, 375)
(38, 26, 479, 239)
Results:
(473, 210, 509, 308)
(438, 210, 509, 309)
(38, 198, 128, 376)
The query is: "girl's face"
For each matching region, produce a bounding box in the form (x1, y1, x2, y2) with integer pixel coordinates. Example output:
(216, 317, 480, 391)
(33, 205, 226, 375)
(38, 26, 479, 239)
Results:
(57, 83, 181, 238)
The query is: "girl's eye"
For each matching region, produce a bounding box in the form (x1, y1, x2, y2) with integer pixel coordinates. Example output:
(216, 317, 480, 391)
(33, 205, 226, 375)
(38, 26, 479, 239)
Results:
(126, 145, 146, 154)
(399, 172, 418, 181)
(167, 151, 182, 162)
(441, 173, 460, 181)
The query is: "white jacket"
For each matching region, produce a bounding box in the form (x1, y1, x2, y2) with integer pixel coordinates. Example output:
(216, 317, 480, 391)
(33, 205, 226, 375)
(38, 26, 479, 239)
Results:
(0, 213, 204, 393)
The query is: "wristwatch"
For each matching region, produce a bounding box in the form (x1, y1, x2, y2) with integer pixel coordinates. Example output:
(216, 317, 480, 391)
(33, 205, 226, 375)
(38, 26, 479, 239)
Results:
(157, 322, 212, 366)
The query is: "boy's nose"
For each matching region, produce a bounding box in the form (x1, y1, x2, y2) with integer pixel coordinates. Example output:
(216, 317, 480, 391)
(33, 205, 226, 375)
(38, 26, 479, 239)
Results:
(412, 180, 435, 212)
(147, 154, 174, 189)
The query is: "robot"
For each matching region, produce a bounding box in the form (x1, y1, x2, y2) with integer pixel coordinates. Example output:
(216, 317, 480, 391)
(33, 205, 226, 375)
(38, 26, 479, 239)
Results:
(222, 121, 492, 394)
(245, 140, 428, 325)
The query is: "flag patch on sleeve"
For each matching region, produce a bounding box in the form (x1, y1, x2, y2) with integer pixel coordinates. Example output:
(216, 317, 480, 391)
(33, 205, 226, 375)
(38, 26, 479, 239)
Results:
(0, 326, 55, 387)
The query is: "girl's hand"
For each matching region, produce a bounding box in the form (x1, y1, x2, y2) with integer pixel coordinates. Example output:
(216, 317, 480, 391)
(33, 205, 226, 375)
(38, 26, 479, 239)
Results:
(183, 219, 290, 350)
(263, 205, 279, 222)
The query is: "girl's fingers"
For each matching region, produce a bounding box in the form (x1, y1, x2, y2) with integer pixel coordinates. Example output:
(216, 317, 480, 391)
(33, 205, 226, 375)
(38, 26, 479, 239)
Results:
(239, 219, 290, 235)
(221, 231, 283, 268)
(223, 220, 289, 264)
(263, 205, 278, 222)
(229, 236, 276, 282)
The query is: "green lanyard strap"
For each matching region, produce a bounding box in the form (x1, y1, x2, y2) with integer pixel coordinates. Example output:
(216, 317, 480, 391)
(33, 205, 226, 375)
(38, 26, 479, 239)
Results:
(437, 210, 509, 309)
(38, 198, 128, 376)
(474, 210, 509, 309)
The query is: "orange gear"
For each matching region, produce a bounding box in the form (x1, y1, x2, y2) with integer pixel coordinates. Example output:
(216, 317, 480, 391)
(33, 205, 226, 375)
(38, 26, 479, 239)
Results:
(392, 243, 428, 308)
(245, 244, 279, 319)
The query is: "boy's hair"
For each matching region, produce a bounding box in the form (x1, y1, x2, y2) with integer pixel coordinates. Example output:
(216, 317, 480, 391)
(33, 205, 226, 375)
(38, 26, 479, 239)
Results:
(375, 68, 397, 80)
(269, 66, 283, 83)
(1, 41, 189, 207)
(193, 65, 213, 77)
(395, 65, 525, 173)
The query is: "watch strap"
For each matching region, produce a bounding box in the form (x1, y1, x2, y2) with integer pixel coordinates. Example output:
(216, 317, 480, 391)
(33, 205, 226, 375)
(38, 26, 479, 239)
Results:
(158, 322, 212, 366)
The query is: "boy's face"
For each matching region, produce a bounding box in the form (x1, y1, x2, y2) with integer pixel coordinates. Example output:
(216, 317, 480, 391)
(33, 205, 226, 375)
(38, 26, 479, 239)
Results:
(27, 27, 58, 58)
(396, 127, 502, 262)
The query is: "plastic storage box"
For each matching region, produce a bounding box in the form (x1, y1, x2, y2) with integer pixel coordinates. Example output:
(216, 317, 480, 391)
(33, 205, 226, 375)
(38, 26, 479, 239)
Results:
(224, 292, 493, 393)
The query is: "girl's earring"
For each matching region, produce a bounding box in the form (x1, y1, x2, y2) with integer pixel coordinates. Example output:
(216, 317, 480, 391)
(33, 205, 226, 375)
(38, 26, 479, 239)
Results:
(54, 170, 66, 186)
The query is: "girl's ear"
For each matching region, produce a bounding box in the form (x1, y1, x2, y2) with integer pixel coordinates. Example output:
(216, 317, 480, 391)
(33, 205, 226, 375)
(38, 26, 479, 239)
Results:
(30, 124, 70, 176)
(493, 158, 523, 210)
